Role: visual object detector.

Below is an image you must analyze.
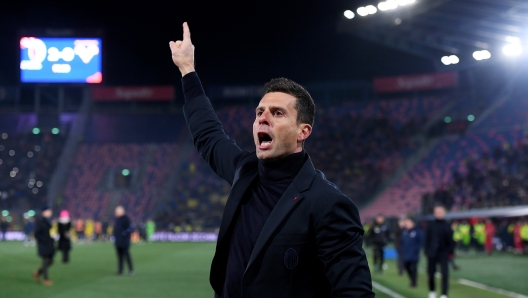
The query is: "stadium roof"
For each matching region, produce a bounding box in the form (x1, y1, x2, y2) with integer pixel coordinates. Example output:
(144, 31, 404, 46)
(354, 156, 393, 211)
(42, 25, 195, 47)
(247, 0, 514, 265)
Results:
(337, 0, 528, 70)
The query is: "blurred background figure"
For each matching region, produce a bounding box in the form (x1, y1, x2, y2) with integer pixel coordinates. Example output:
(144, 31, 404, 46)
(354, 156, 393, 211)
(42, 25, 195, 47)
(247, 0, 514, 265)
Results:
(94, 220, 102, 241)
(366, 214, 389, 273)
(424, 205, 454, 298)
(33, 205, 55, 286)
(24, 217, 35, 247)
(113, 205, 134, 276)
(57, 210, 72, 263)
(473, 219, 486, 255)
(513, 220, 524, 254)
(75, 218, 84, 242)
(458, 220, 471, 255)
(521, 219, 528, 254)
(85, 218, 94, 242)
(400, 217, 423, 288)
(145, 218, 156, 242)
(393, 217, 405, 276)
(1, 216, 9, 241)
(484, 219, 496, 255)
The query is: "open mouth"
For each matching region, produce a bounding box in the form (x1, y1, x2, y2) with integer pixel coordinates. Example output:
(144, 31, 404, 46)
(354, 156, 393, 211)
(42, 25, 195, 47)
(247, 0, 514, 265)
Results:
(258, 132, 273, 149)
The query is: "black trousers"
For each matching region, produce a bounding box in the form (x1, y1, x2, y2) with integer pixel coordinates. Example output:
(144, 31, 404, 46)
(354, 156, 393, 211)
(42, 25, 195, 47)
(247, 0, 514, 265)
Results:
(116, 247, 133, 273)
(373, 245, 384, 271)
(60, 249, 70, 263)
(396, 249, 404, 274)
(404, 261, 418, 286)
(38, 255, 54, 280)
(427, 254, 449, 295)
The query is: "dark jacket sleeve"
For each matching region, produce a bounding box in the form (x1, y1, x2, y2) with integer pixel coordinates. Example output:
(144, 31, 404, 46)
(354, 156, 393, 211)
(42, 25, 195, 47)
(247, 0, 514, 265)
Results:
(423, 222, 431, 256)
(314, 194, 374, 297)
(182, 72, 247, 185)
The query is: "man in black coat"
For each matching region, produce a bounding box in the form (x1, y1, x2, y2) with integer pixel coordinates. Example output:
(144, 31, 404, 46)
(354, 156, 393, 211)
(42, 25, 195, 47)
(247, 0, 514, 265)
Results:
(169, 23, 373, 298)
(33, 205, 55, 286)
(424, 205, 454, 298)
(113, 205, 134, 275)
(366, 215, 389, 273)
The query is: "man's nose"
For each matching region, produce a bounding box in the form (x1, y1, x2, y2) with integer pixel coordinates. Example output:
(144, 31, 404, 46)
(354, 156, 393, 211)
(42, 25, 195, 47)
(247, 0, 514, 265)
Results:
(258, 111, 270, 125)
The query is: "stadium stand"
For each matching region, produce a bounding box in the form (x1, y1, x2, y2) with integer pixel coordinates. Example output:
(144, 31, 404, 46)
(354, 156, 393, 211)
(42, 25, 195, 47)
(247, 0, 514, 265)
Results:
(363, 90, 528, 219)
(0, 130, 66, 212)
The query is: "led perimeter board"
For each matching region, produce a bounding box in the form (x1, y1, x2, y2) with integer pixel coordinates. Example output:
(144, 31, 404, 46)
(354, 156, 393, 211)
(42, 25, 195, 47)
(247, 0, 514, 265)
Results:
(20, 37, 102, 83)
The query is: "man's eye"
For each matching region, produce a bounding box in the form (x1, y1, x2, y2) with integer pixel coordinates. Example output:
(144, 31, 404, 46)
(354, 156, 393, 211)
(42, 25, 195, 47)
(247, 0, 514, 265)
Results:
(274, 111, 283, 116)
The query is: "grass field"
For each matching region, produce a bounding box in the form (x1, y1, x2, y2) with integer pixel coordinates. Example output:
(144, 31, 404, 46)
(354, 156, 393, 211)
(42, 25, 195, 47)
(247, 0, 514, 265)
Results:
(1, 241, 527, 297)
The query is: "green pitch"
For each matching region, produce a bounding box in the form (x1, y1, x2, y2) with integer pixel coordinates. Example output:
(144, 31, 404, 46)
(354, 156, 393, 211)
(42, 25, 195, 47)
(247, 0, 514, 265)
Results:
(1, 241, 527, 298)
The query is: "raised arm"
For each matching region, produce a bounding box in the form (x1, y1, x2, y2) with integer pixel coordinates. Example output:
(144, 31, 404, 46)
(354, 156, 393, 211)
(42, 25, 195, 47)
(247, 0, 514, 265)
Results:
(170, 23, 246, 184)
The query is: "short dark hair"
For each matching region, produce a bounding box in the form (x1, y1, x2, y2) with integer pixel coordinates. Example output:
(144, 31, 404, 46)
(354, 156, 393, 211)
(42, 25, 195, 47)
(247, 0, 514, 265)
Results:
(263, 78, 315, 127)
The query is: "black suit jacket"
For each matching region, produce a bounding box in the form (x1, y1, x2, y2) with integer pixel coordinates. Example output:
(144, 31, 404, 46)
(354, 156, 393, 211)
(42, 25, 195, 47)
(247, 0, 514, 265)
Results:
(35, 216, 55, 257)
(113, 215, 131, 249)
(184, 94, 373, 298)
(424, 219, 454, 257)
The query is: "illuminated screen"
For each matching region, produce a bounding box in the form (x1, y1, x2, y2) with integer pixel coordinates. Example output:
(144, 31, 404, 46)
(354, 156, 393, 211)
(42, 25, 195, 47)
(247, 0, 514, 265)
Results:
(20, 37, 102, 83)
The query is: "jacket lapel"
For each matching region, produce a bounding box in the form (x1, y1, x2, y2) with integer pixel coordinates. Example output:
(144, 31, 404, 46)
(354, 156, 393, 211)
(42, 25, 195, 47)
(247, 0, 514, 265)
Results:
(216, 168, 258, 248)
(244, 157, 317, 273)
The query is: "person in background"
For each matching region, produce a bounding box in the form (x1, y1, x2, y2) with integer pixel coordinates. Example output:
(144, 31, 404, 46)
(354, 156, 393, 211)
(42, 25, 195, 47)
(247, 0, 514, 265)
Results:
(1, 216, 9, 241)
(448, 221, 460, 271)
(75, 218, 84, 242)
(400, 217, 423, 288)
(57, 210, 72, 263)
(521, 219, 528, 254)
(458, 220, 471, 255)
(94, 220, 102, 241)
(366, 214, 389, 273)
(484, 219, 496, 255)
(513, 220, 523, 254)
(24, 217, 35, 246)
(424, 205, 454, 298)
(145, 219, 156, 242)
(102, 217, 110, 242)
(393, 217, 405, 276)
(113, 206, 134, 275)
(473, 220, 486, 255)
(84, 218, 95, 242)
(33, 205, 55, 286)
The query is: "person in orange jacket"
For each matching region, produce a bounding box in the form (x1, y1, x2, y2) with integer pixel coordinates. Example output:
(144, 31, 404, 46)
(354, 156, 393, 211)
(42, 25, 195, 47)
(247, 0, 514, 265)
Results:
(484, 219, 496, 255)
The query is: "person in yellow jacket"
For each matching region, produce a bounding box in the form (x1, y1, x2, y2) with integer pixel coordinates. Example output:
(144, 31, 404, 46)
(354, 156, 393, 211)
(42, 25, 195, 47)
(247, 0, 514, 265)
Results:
(84, 219, 95, 242)
(458, 221, 471, 255)
(473, 221, 486, 255)
(521, 220, 528, 254)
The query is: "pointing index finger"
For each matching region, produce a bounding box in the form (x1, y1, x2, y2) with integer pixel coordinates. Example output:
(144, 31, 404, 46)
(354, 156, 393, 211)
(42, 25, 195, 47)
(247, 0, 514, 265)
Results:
(183, 22, 191, 41)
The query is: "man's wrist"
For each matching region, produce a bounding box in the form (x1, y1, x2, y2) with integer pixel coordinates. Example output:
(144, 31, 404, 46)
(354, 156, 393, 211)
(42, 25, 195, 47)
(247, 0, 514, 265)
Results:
(179, 65, 196, 77)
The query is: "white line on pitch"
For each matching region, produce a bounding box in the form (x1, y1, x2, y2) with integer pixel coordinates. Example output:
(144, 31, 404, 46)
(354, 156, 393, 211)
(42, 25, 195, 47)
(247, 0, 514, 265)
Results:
(458, 278, 528, 298)
(372, 281, 406, 298)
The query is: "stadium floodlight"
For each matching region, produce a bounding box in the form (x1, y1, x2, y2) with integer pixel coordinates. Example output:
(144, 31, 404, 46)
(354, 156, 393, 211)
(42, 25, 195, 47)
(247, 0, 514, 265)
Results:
(473, 50, 491, 61)
(122, 169, 130, 176)
(444, 116, 452, 123)
(503, 44, 522, 56)
(441, 55, 459, 65)
(378, 2, 389, 11)
(344, 10, 355, 19)
(365, 5, 378, 14)
(386, 0, 399, 10)
(467, 115, 475, 122)
(1, 210, 8, 217)
(32, 127, 40, 134)
(357, 7, 369, 17)
(52, 127, 60, 134)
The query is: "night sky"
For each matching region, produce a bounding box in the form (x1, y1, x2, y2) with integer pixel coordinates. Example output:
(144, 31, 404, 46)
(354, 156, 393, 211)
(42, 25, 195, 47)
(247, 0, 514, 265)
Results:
(1, 1, 434, 87)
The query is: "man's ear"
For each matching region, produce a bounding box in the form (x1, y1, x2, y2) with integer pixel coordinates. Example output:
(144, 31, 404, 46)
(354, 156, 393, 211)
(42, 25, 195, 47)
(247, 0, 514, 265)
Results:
(297, 124, 312, 142)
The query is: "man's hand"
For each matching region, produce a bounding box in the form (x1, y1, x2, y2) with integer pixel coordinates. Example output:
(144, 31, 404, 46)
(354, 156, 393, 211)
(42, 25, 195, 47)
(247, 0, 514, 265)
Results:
(169, 22, 195, 76)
